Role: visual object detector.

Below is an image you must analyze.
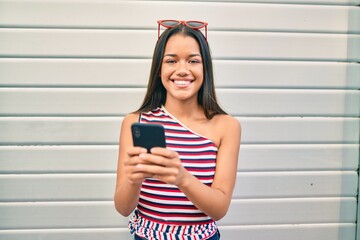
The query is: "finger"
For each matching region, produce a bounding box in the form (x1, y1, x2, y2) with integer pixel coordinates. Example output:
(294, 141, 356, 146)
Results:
(127, 172, 153, 184)
(138, 153, 169, 167)
(127, 146, 147, 157)
(139, 153, 182, 170)
(135, 162, 185, 185)
(123, 155, 142, 166)
(125, 164, 153, 177)
(137, 163, 179, 176)
(150, 147, 178, 159)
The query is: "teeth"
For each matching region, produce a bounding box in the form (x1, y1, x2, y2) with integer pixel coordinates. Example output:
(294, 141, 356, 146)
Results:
(174, 80, 190, 85)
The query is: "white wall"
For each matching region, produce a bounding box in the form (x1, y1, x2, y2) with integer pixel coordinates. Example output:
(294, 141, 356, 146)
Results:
(0, 1, 359, 239)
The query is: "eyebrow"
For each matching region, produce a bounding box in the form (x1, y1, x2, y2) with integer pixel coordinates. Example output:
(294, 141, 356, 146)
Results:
(164, 53, 201, 57)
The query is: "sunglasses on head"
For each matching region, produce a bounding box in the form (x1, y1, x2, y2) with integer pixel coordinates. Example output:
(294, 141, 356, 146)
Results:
(157, 20, 208, 40)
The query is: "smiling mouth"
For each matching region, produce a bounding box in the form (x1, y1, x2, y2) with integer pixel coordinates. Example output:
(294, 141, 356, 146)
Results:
(172, 80, 193, 87)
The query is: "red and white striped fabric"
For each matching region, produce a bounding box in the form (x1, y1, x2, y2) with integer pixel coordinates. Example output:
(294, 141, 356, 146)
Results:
(129, 106, 218, 239)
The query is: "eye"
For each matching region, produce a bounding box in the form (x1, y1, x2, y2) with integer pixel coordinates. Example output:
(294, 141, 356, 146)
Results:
(165, 59, 176, 64)
(189, 59, 201, 64)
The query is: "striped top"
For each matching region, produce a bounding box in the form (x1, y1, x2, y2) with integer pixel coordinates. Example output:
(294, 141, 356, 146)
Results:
(129, 106, 218, 240)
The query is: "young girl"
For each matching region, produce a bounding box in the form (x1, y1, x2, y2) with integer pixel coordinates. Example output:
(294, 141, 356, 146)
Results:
(114, 20, 241, 240)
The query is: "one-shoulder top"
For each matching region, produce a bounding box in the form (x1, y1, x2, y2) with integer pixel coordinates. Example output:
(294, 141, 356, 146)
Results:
(129, 106, 218, 240)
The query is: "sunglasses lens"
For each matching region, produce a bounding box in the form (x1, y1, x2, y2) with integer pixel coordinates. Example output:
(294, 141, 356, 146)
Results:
(187, 21, 205, 28)
(161, 20, 180, 27)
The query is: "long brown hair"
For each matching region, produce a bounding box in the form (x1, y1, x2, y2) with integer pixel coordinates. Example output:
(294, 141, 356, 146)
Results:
(136, 24, 226, 119)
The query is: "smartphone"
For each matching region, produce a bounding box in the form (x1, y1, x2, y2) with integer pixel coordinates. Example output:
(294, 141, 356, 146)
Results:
(131, 123, 166, 152)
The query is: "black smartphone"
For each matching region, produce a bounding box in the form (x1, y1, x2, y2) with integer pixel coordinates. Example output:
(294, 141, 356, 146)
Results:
(131, 123, 166, 152)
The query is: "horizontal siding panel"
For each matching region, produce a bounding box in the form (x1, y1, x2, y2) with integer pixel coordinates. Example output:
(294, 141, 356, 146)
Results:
(0, 117, 358, 145)
(0, 1, 359, 33)
(0, 198, 356, 229)
(0, 224, 356, 240)
(0, 58, 151, 88)
(240, 118, 359, 143)
(219, 224, 356, 240)
(1, 59, 359, 89)
(1, 29, 359, 61)
(218, 89, 359, 116)
(0, 201, 127, 230)
(221, 198, 357, 225)
(0, 29, 155, 59)
(0, 228, 132, 240)
(0, 174, 117, 202)
(0, 88, 359, 116)
(232, 171, 358, 198)
(238, 144, 359, 171)
(0, 146, 118, 173)
(0, 172, 357, 201)
(140, 0, 360, 5)
(0, 144, 358, 173)
(213, 32, 360, 61)
(214, 61, 360, 89)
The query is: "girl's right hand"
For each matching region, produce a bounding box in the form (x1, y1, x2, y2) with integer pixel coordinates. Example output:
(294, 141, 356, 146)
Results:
(123, 146, 151, 185)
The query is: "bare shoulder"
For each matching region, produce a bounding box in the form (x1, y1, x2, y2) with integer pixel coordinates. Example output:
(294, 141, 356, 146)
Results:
(119, 112, 140, 145)
(213, 114, 241, 134)
(208, 114, 241, 148)
(122, 112, 140, 126)
(120, 112, 140, 135)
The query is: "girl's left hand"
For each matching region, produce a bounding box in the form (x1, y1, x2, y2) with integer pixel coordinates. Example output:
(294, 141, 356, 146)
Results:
(137, 147, 186, 186)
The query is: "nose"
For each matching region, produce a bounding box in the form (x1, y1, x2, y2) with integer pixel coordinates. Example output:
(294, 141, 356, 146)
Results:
(176, 62, 190, 77)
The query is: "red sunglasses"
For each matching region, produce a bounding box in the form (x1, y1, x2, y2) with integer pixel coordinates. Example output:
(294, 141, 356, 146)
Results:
(157, 20, 208, 40)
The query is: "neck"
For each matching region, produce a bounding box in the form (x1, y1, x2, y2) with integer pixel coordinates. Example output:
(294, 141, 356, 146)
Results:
(164, 100, 203, 120)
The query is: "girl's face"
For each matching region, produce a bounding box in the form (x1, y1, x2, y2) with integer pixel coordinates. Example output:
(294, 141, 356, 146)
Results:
(161, 34, 204, 103)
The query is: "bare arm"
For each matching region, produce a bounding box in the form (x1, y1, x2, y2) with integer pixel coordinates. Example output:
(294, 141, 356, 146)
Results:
(114, 113, 150, 217)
